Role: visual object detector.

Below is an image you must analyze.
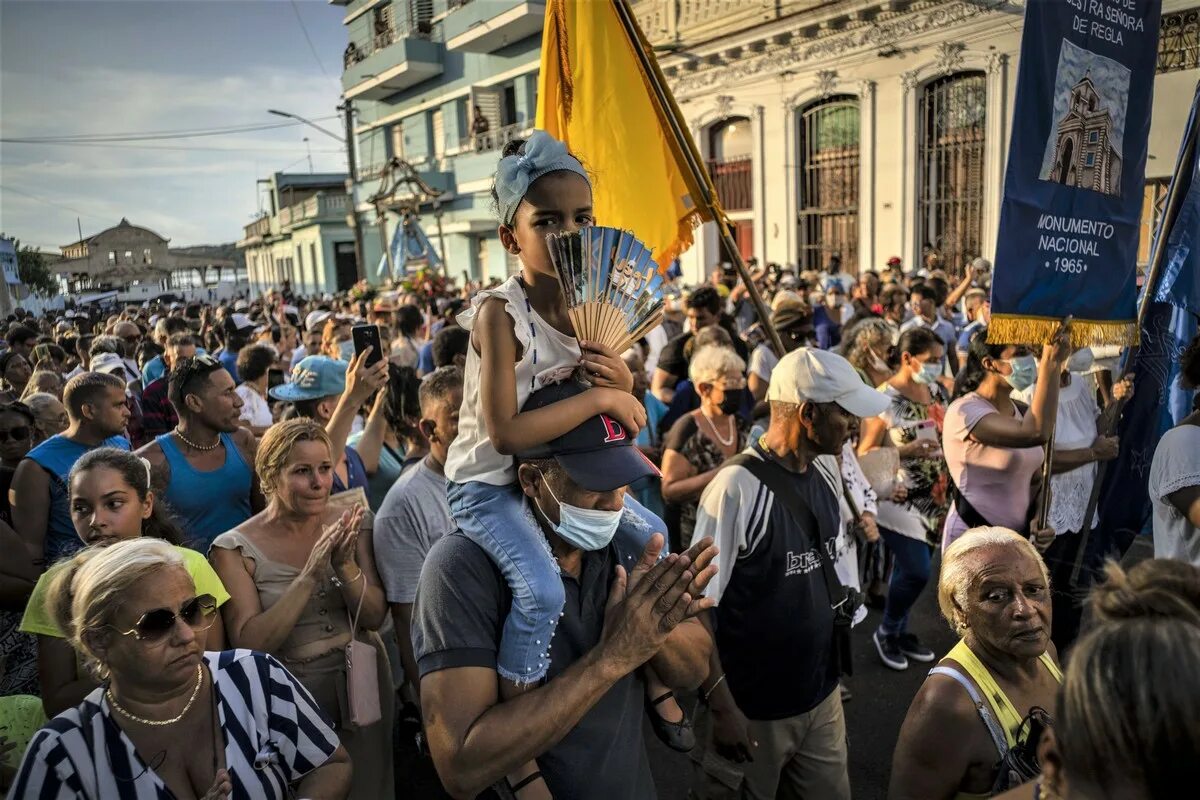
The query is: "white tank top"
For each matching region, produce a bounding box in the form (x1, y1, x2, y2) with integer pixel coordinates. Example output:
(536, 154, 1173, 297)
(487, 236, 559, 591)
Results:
(445, 276, 581, 486)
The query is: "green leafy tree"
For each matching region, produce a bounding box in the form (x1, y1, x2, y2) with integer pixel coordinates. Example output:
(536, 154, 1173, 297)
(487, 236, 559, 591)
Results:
(0, 235, 59, 297)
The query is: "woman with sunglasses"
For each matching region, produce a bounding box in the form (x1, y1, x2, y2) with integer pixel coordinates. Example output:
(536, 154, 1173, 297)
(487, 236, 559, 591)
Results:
(9, 537, 352, 799)
(19, 447, 230, 717)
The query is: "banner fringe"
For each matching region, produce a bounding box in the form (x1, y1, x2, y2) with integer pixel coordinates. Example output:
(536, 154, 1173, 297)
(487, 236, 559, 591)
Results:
(987, 314, 1140, 347)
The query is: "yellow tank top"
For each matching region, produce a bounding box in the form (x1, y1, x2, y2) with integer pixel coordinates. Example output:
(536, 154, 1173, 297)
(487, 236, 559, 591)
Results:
(939, 639, 1063, 800)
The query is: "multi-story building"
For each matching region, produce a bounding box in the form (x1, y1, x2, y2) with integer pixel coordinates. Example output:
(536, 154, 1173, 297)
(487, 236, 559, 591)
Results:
(238, 172, 360, 296)
(337, 0, 1200, 283)
(336, 0, 544, 282)
(55, 218, 245, 300)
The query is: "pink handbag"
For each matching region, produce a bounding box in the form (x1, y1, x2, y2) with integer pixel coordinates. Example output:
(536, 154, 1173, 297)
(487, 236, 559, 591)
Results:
(344, 581, 381, 728)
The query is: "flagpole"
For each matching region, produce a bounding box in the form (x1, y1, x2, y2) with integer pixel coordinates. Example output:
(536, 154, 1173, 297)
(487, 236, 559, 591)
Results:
(611, 0, 786, 358)
(1070, 80, 1200, 584)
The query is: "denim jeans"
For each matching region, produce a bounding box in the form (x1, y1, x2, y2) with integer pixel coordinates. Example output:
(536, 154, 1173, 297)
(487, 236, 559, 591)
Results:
(448, 479, 664, 684)
(878, 528, 932, 637)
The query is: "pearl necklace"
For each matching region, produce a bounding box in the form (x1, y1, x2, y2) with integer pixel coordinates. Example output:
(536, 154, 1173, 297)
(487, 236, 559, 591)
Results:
(107, 664, 203, 727)
(700, 408, 736, 447)
(174, 428, 221, 451)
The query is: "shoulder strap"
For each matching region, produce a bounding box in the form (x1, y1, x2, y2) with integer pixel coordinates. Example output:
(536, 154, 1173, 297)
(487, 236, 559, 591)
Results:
(929, 665, 1010, 758)
(726, 454, 845, 610)
(814, 456, 861, 521)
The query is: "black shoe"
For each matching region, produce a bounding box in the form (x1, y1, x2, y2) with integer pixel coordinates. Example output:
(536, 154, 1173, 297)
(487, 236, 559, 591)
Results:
(873, 629, 909, 671)
(898, 633, 936, 663)
(645, 691, 696, 752)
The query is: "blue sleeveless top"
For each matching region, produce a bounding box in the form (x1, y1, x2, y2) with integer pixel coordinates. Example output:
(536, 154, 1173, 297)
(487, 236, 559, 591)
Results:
(26, 434, 131, 564)
(333, 445, 369, 495)
(156, 432, 253, 554)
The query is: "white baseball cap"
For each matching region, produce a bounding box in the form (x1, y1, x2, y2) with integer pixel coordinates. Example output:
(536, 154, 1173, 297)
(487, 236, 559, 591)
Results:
(230, 313, 257, 333)
(89, 352, 127, 376)
(233, 299, 249, 311)
(767, 348, 889, 418)
(305, 310, 332, 331)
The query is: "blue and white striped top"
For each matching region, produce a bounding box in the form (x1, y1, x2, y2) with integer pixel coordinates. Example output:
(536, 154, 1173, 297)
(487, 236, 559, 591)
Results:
(10, 650, 341, 799)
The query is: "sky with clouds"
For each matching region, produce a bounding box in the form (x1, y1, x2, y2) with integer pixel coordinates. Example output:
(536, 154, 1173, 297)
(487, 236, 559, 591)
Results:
(1, 0, 349, 252)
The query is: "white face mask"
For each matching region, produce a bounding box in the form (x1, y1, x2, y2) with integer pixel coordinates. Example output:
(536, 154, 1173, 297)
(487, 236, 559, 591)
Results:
(534, 474, 622, 552)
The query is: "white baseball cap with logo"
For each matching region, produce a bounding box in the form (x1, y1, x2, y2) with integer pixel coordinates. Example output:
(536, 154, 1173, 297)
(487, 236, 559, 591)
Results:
(767, 347, 890, 418)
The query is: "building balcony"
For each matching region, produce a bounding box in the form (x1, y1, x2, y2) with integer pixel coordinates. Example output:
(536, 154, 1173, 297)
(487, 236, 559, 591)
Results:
(279, 193, 351, 230)
(444, 0, 545, 53)
(343, 29, 444, 101)
(709, 156, 752, 211)
(239, 214, 274, 246)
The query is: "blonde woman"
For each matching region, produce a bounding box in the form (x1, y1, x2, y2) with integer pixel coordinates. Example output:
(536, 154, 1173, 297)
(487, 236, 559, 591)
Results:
(9, 538, 351, 799)
(210, 418, 393, 800)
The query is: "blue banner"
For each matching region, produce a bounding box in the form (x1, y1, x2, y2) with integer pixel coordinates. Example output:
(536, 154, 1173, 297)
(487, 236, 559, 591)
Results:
(990, 0, 1161, 346)
(1095, 81, 1200, 554)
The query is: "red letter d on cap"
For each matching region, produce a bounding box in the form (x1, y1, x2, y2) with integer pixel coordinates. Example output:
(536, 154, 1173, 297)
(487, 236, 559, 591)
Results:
(600, 415, 626, 443)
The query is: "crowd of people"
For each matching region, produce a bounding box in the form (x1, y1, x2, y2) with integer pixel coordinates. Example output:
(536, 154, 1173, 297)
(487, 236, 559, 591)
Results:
(1, 128, 1198, 800)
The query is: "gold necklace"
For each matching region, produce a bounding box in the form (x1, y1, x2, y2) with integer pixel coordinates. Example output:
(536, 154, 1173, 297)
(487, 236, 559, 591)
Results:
(106, 664, 203, 726)
(174, 428, 220, 451)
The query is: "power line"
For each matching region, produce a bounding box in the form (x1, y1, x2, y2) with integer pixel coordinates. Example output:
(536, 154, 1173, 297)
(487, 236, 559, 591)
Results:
(0, 184, 107, 224)
(0, 116, 340, 144)
(290, 0, 334, 84)
(1, 140, 343, 154)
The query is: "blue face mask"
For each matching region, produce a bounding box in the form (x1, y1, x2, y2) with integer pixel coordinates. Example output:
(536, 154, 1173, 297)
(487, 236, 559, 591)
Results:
(1003, 355, 1038, 392)
(535, 475, 621, 552)
(911, 360, 942, 385)
(338, 339, 355, 361)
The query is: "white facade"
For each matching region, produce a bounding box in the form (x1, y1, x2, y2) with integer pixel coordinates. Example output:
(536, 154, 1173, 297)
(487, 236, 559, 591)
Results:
(635, 0, 1198, 284)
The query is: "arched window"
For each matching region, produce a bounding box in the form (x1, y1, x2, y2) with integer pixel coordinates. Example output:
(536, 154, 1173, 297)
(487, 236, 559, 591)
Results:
(917, 72, 986, 271)
(797, 96, 860, 271)
(708, 116, 752, 212)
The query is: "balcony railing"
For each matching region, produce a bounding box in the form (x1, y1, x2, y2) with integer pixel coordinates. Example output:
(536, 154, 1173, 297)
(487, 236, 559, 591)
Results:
(708, 156, 752, 211)
(457, 121, 531, 156)
(242, 214, 272, 240)
(279, 194, 350, 228)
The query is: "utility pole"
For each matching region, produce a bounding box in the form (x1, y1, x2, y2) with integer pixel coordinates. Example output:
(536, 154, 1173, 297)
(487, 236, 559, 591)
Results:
(268, 106, 367, 283)
(341, 101, 367, 282)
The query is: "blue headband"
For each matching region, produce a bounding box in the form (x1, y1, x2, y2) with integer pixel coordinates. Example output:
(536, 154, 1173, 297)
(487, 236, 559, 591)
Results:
(494, 130, 590, 226)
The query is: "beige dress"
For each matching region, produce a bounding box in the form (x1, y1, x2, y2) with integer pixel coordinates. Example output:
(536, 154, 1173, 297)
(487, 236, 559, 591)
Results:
(211, 529, 394, 799)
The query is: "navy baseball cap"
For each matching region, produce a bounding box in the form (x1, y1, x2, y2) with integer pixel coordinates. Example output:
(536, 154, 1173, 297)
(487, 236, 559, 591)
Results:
(517, 380, 661, 492)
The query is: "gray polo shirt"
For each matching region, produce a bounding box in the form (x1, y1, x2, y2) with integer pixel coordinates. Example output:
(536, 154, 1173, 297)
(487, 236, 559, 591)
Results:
(373, 459, 455, 604)
(413, 533, 655, 799)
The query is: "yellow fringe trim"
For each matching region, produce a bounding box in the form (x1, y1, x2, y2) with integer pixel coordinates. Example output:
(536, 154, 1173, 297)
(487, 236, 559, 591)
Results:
(654, 209, 706, 274)
(987, 314, 1140, 348)
(553, 0, 574, 124)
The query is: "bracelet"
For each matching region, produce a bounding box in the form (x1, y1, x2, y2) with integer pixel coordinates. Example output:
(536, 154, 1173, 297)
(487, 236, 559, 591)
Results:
(703, 674, 726, 703)
(331, 566, 363, 588)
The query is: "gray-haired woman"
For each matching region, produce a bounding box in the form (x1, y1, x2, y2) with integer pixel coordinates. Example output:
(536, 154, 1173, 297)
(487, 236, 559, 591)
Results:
(890, 527, 1062, 800)
(10, 537, 352, 799)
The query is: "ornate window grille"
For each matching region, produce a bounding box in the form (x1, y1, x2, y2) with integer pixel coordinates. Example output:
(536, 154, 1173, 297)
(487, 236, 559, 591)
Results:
(917, 72, 987, 272)
(797, 96, 860, 272)
(1158, 8, 1200, 74)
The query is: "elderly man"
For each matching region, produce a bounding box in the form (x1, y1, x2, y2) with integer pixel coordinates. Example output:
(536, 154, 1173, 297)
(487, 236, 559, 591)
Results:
(690, 348, 889, 800)
(414, 380, 718, 799)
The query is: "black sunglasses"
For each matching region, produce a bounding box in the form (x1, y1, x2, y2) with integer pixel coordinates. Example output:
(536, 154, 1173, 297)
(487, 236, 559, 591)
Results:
(174, 354, 222, 393)
(0, 426, 31, 443)
(112, 594, 217, 642)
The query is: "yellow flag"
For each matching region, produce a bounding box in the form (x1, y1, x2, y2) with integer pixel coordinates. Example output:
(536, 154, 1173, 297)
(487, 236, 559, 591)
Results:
(536, 0, 719, 272)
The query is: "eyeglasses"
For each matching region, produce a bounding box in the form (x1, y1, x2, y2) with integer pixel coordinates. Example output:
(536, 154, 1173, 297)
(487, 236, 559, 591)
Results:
(172, 354, 221, 395)
(111, 594, 218, 642)
(0, 426, 31, 442)
(121, 334, 142, 344)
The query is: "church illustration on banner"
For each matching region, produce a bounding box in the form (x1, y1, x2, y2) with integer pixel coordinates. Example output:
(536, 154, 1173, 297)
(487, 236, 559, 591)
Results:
(1039, 40, 1129, 199)
(1044, 73, 1123, 196)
